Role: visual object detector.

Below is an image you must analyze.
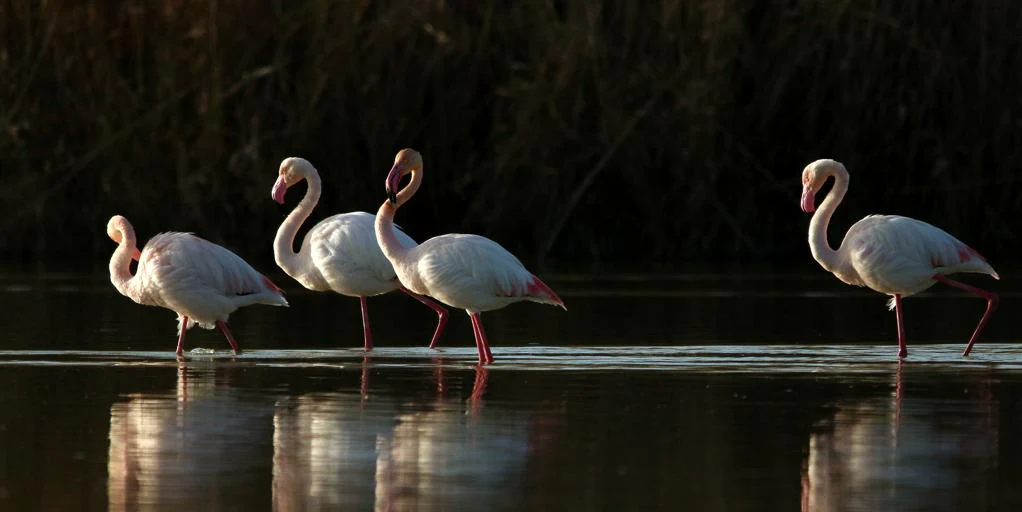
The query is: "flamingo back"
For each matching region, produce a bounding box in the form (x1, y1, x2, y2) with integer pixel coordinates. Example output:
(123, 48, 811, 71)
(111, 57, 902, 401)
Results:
(137, 232, 287, 326)
(842, 215, 998, 296)
(302, 212, 417, 297)
(406, 234, 564, 313)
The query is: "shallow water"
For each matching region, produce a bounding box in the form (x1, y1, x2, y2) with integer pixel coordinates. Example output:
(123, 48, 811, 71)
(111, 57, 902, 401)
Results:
(1, 270, 1020, 511)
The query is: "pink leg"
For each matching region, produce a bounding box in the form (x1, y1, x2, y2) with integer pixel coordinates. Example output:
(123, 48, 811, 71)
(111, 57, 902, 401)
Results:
(470, 313, 494, 365)
(359, 296, 373, 352)
(470, 312, 486, 364)
(398, 287, 449, 349)
(216, 320, 241, 355)
(933, 274, 998, 357)
(176, 316, 189, 356)
(893, 294, 907, 359)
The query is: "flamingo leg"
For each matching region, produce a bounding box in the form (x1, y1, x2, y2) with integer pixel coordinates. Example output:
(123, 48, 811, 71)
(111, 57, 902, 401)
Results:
(470, 313, 494, 365)
(176, 316, 189, 356)
(398, 287, 449, 349)
(469, 312, 486, 364)
(216, 320, 242, 355)
(933, 274, 999, 357)
(893, 294, 907, 359)
(359, 296, 373, 352)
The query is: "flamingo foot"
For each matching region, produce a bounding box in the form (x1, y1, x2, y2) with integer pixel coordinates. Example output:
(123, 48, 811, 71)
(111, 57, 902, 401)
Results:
(359, 296, 373, 352)
(216, 320, 242, 355)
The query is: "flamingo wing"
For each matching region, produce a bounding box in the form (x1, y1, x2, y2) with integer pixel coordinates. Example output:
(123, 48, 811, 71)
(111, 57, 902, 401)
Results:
(844, 215, 998, 295)
(414, 234, 563, 309)
(307, 212, 416, 293)
(139, 232, 282, 304)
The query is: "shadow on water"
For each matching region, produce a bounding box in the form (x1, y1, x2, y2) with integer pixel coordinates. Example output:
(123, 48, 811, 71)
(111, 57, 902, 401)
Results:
(1, 271, 1021, 511)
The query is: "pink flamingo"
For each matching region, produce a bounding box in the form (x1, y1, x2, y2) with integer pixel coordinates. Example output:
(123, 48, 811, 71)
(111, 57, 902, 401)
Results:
(272, 157, 448, 351)
(801, 159, 999, 358)
(374, 149, 566, 365)
(106, 215, 288, 356)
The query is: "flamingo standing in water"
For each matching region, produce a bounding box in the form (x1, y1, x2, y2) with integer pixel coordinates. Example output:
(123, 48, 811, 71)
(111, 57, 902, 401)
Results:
(800, 159, 999, 358)
(106, 215, 288, 356)
(271, 157, 449, 351)
(374, 149, 566, 365)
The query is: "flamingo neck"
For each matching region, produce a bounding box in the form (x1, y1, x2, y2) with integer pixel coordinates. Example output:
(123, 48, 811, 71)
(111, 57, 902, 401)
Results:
(109, 229, 137, 298)
(808, 166, 848, 272)
(395, 168, 421, 207)
(274, 171, 321, 276)
(375, 169, 422, 263)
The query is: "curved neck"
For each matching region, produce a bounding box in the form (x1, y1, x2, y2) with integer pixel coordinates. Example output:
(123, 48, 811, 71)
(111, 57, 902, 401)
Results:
(809, 166, 849, 272)
(396, 168, 421, 207)
(109, 229, 137, 297)
(375, 169, 421, 263)
(274, 172, 321, 275)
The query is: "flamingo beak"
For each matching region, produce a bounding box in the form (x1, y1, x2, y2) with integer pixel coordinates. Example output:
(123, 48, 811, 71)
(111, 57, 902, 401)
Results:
(800, 184, 816, 213)
(271, 175, 288, 205)
(386, 165, 401, 204)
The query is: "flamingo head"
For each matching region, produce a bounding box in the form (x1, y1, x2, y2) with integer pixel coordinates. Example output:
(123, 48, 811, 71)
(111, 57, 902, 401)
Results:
(800, 159, 844, 213)
(107, 215, 142, 260)
(386, 148, 422, 204)
(272, 157, 314, 204)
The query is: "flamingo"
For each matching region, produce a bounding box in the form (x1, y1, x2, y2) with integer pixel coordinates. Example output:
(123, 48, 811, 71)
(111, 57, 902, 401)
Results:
(800, 159, 999, 358)
(374, 149, 566, 365)
(271, 157, 449, 351)
(107, 215, 288, 356)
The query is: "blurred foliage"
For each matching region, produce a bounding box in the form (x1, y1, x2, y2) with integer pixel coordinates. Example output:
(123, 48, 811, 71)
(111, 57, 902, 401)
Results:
(1, 0, 1021, 270)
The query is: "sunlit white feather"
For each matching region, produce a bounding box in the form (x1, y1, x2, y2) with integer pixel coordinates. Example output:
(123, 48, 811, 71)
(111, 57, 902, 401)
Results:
(394, 233, 564, 313)
(132, 232, 288, 333)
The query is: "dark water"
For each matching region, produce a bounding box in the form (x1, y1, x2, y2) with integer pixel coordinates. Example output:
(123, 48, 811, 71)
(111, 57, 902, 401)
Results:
(1, 270, 1021, 511)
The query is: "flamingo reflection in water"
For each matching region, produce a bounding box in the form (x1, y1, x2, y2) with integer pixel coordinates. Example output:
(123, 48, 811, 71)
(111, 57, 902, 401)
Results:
(801, 364, 998, 511)
(272, 360, 562, 511)
(107, 362, 274, 511)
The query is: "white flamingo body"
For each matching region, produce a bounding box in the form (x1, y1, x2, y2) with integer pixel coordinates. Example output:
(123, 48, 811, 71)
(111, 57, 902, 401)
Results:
(289, 212, 414, 296)
(801, 159, 998, 358)
(375, 149, 565, 365)
(395, 233, 562, 313)
(107, 216, 287, 355)
(831, 215, 997, 299)
(272, 157, 448, 351)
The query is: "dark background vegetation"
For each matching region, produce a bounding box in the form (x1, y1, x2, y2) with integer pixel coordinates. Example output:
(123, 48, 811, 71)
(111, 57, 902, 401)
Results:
(2, 0, 1020, 271)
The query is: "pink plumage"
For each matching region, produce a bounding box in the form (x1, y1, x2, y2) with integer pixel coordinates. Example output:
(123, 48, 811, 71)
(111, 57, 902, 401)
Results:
(375, 149, 566, 365)
(107, 215, 288, 355)
(271, 157, 449, 351)
(801, 159, 998, 358)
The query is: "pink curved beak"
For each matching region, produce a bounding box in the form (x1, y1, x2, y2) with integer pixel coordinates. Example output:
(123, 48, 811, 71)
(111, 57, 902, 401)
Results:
(800, 185, 816, 213)
(271, 175, 288, 205)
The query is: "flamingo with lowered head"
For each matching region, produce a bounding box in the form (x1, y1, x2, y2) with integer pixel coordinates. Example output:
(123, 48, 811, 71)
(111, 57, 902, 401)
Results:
(374, 149, 566, 365)
(272, 157, 449, 351)
(801, 159, 999, 358)
(107, 215, 288, 356)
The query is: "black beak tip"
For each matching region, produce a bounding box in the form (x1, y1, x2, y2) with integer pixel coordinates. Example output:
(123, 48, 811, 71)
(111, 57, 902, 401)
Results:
(387, 190, 397, 204)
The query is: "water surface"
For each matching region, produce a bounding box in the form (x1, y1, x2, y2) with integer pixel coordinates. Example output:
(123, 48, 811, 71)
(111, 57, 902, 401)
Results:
(1, 270, 1020, 511)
